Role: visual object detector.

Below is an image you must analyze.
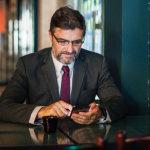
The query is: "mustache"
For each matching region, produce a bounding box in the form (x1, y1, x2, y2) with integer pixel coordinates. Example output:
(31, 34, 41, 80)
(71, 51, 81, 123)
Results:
(60, 51, 77, 55)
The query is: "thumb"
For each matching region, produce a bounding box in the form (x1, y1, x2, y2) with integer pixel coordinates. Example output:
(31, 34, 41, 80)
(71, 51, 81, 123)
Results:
(89, 102, 97, 111)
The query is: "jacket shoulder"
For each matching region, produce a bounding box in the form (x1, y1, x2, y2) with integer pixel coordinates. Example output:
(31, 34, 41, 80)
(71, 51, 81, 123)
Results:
(16, 47, 52, 69)
(20, 47, 51, 60)
(79, 48, 104, 62)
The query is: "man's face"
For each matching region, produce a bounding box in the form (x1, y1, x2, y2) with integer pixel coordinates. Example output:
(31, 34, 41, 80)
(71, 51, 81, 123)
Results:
(49, 28, 84, 64)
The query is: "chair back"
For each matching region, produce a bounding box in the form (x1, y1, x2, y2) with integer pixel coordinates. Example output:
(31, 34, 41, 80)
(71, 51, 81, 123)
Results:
(116, 130, 150, 150)
(96, 135, 107, 150)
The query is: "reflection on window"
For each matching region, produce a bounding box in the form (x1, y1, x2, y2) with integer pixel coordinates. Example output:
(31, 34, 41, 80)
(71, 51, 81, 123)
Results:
(18, 0, 34, 57)
(0, 0, 6, 83)
(0, 0, 36, 83)
(14, 20, 18, 58)
(81, 0, 104, 55)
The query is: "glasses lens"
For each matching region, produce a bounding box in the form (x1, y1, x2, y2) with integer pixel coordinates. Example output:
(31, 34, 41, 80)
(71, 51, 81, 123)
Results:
(57, 39, 83, 46)
(59, 41, 69, 46)
(72, 41, 83, 46)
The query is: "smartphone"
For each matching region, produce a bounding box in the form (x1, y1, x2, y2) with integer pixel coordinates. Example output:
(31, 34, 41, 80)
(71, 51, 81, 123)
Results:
(70, 106, 90, 116)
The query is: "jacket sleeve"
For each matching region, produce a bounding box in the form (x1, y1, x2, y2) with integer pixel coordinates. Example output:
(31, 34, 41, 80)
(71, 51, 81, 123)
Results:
(0, 58, 38, 124)
(97, 57, 127, 122)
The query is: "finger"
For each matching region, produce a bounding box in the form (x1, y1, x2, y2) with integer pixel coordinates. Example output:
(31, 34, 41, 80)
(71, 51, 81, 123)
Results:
(72, 114, 98, 124)
(89, 102, 97, 111)
(77, 112, 97, 120)
(53, 102, 68, 118)
(71, 115, 87, 124)
(66, 110, 71, 116)
(71, 113, 88, 122)
(71, 110, 92, 118)
(76, 111, 100, 123)
(71, 115, 92, 124)
(56, 102, 71, 117)
(79, 106, 99, 115)
(53, 101, 72, 118)
(59, 100, 73, 111)
(72, 119, 86, 124)
(79, 107, 101, 119)
(78, 111, 91, 116)
(71, 108, 100, 124)
(49, 106, 61, 118)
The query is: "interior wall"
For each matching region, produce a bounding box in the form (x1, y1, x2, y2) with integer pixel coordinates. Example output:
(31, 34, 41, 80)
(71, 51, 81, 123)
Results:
(104, 0, 122, 90)
(105, 0, 149, 115)
(121, 0, 149, 115)
(38, 0, 67, 51)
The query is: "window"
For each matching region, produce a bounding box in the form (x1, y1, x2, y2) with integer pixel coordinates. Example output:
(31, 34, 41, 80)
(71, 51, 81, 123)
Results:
(68, 0, 104, 55)
(0, 0, 36, 83)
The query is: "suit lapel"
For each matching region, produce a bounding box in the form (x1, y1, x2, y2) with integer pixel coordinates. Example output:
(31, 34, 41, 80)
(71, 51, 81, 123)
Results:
(41, 48, 59, 102)
(70, 54, 87, 106)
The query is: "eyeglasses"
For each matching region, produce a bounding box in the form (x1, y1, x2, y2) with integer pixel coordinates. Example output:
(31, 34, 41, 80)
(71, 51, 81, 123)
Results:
(53, 34, 84, 46)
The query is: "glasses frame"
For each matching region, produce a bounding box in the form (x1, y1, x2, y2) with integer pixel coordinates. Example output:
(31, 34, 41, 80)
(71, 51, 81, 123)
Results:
(52, 34, 84, 46)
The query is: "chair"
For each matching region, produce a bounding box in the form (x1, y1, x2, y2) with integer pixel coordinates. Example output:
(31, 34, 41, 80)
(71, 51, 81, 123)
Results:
(96, 135, 107, 150)
(116, 130, 150, 150)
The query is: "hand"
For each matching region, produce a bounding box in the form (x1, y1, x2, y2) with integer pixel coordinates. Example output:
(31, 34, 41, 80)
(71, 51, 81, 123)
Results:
(71, 102, 101, 124)
(37, 100, 72, 119)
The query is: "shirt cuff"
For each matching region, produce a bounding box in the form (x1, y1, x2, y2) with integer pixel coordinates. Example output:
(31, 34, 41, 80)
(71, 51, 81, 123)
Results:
(97, 109, 111, 123)
(29, 106, 44, 125)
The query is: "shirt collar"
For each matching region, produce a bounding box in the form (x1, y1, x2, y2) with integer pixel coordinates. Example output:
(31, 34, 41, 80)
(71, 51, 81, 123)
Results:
(51, 51, 75, 77)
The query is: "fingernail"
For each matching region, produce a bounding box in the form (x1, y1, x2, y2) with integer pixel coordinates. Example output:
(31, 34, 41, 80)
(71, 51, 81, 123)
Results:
(67, 111, 71, 116)
(66, 111, 68, 116)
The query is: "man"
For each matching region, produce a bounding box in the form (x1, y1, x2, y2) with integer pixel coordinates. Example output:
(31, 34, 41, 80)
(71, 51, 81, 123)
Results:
(0, 6, 127, 125)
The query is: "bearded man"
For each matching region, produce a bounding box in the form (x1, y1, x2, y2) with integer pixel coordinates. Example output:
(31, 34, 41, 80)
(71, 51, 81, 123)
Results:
(0, 6, 126, 125)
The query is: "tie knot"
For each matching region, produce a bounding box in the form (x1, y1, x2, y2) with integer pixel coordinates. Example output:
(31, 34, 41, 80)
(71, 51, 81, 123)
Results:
(62, 66, 69, 73)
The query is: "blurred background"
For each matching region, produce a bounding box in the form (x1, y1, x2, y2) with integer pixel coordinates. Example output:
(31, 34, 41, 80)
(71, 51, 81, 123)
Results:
(0, 0, 149, 116)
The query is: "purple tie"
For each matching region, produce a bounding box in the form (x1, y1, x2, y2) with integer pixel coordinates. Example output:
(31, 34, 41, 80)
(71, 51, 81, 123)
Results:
(61, 66, 70, 103)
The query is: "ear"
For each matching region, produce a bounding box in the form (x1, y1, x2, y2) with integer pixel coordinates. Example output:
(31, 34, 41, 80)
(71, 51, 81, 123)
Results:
(48, 30, 53, 43)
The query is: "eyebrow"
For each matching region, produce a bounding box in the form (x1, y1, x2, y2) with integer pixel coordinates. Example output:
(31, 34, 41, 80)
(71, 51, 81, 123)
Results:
(57, 37, 83, 41)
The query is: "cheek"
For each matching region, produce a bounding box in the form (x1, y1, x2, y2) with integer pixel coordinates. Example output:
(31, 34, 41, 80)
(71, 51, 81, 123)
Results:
(53, 44, 64, 53)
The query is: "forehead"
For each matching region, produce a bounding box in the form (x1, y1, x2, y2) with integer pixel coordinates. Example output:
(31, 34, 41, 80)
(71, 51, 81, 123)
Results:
(53, 27, 84, 40)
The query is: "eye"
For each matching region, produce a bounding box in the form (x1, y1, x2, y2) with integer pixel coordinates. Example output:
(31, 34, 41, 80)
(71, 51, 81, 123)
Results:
(58, 40, 68, 44)
(73, 40, 82, 45)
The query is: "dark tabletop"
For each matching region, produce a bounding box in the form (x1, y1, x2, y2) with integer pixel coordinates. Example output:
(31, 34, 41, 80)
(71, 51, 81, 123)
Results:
(0, 121, 73, 147)
(0, 115, 150, 148)
(58, 115, 150, 143)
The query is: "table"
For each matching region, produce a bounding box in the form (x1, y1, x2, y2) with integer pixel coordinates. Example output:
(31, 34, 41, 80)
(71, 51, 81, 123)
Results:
(0, 115, 150, 149)
(58, 115, 150, 143)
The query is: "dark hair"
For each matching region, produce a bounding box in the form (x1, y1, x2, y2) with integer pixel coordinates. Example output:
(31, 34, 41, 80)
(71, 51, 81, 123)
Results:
(50, 6, 86, 37)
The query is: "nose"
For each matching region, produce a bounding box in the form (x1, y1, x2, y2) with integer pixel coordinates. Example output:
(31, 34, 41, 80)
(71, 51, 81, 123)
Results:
(65, 42, 73, 53)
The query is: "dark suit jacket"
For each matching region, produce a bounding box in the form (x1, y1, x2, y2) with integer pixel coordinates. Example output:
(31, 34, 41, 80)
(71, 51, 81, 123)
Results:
(0, 48, 127, 124)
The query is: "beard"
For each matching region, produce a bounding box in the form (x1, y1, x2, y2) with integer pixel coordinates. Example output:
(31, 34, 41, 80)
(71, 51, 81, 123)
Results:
(52, 46, 81, 64)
